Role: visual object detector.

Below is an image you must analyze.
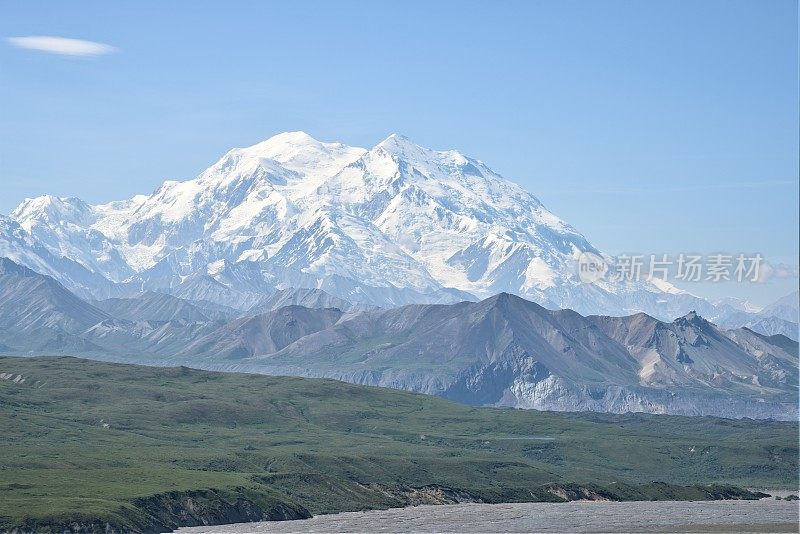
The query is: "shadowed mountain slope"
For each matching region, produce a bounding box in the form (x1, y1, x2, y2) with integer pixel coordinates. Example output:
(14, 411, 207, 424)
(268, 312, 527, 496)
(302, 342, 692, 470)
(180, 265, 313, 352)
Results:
(0, 258, 795, 419)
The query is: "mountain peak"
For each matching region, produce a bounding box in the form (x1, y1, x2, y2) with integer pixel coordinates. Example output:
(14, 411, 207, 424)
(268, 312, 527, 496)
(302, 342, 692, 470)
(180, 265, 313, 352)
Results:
(483, 291, 547, 313)
(375, 133, 426, 155)
(674, 310, 714, 329)
(14, 194, 77, 212)
(253, 131, 323, 150)
(1, 132, 717, 321)
(271, 130, 317, 142)
(374, 134, 472, 169)
(221, 131, 366, 180)
(237, 131, 360, 156)
(379, 132, 411, 143)
(12, 195, 93, 228)
(231, 131, 323, 157)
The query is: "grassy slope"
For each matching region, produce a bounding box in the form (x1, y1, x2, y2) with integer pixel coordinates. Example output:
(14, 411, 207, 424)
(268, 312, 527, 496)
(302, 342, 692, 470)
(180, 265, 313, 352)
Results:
(0, 356, 796, 531)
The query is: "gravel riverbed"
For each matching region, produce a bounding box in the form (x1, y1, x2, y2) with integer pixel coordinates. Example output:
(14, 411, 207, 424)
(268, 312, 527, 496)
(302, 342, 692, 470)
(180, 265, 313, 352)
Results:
(176, 498, 799, 533)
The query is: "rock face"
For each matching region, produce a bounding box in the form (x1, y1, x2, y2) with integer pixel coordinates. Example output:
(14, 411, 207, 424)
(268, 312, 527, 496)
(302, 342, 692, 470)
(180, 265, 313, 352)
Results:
(0, 258, 110, 351)
(9, 488, 311, 533)
(0, 258, 796, 419)
(3, 132, 795, 332)
(3, 132, 718, 319)
(224, 294, 796, 420)
(93, 291, 214, 322)
(181, 306, 344, 359)
(0, 128, 796, 419)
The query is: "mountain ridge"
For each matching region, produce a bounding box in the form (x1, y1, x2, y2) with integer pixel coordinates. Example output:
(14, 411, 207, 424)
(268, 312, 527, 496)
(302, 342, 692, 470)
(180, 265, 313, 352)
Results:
(5, 131, 719, 319)
(1, 258, 793, 420)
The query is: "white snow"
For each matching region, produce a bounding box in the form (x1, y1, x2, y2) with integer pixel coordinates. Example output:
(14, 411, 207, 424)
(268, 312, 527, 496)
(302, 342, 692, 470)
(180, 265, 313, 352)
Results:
(2, 132, 713, 315)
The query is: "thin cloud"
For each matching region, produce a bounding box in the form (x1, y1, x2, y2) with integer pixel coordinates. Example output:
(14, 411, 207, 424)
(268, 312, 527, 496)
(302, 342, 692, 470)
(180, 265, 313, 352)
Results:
(6, 36, 117, 57)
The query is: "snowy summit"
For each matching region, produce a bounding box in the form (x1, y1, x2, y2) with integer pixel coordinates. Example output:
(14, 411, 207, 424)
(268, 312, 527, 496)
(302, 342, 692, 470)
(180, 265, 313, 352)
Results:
(4, 132, 701, 317)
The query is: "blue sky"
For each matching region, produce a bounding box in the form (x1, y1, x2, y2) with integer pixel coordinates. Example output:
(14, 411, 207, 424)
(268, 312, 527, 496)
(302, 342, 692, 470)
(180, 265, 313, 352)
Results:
(0, 0, 797, 304)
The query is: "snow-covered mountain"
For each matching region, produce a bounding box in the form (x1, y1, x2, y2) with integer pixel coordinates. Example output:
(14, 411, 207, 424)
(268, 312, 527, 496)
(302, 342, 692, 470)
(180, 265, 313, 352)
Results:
(761, 290, 799, 324)
(0, 132, 753, 317)
(713, 291, 799, 341)
(0, 214, 119, 301)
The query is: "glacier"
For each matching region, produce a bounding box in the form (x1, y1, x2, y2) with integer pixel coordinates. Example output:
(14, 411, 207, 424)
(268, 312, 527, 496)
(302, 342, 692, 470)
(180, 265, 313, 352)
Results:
(0, 131, 776, 322)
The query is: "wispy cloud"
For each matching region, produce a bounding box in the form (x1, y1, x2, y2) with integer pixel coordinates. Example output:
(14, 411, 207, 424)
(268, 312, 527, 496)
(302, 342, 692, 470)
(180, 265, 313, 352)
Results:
(5, 36, 117, 57)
